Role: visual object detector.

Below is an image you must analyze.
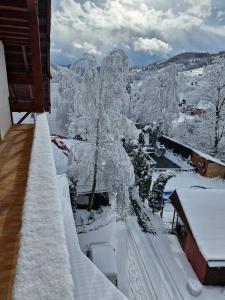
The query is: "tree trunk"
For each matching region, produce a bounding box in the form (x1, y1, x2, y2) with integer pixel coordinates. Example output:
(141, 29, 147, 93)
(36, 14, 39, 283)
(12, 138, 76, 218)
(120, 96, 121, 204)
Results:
(214, 101, 220, 154)
(88, 117, 100, 211)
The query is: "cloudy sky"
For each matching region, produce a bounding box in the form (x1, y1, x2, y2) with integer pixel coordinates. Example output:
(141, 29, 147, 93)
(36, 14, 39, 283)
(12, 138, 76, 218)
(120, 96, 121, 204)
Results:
(51, 0, 225, 66)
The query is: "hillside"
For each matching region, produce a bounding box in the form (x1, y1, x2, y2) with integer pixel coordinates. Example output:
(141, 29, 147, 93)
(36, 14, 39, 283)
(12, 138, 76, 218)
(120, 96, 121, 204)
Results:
(130, 50, 225, 73)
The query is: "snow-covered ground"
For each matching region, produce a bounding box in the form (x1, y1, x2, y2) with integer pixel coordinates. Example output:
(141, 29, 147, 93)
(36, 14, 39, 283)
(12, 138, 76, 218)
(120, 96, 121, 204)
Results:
(58, 175, 128, 300)
(75, 198, 130, 297)
(52, 133, 225, 299)
(126, 202, 225, 300)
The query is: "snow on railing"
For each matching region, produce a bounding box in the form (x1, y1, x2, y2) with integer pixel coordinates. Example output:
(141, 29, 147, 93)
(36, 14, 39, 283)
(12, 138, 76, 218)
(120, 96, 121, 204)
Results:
(13, 113, 74, 300)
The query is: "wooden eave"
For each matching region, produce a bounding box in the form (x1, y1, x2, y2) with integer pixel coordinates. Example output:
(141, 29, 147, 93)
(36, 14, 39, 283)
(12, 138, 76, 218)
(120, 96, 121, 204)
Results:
(0, 0, 51, 112)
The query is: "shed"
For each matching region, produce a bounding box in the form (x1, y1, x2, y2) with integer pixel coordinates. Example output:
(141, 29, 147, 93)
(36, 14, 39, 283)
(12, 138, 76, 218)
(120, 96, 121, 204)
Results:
(170, 188, 225, 285)
(159, 136, 225, 178)
(192, 150, 225, 178)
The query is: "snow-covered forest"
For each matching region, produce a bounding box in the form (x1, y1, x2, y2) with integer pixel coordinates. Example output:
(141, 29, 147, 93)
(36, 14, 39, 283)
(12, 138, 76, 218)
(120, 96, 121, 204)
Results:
(51, 50, 225, 160)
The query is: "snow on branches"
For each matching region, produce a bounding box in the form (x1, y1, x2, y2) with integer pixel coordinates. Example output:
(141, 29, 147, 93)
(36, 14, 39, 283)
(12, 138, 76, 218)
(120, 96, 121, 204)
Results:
(59, 49, 139, 210)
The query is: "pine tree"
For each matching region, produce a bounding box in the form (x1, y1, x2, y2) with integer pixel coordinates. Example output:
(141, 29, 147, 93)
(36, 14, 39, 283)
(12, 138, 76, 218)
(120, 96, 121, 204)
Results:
(123, 138, 137, 157)
(138, 132, 145, 146)
(69, 179, 78, 217)
(148, 172, 174, 213)
(132, 148, 151, 200)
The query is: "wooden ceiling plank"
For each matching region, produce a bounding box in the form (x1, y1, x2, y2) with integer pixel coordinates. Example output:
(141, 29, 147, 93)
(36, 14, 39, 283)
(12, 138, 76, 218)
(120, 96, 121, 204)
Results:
(0, 35, 30, 41)
(0, 20, 29, 29)
(0, 27, 30, 34)
(0, 1, 27, 8)
(0, 6, 28, 12)
(0, 31, 29, 37)
(8, 73, 33, 84)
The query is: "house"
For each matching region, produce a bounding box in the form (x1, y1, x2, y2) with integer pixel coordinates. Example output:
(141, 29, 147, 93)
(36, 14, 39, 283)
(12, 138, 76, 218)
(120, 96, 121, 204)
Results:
(191, 101, 212, 116)
(0, 2, 127, 300)
(159, 135, 225, 178)
(192, 150, 225, 178)
(170, 189, 225, 286)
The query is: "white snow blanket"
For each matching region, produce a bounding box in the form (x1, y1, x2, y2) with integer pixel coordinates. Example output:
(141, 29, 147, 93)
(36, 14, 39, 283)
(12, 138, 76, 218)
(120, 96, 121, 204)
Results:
(175, 188, 225, 265)
(57, 174, 128, 300)
(13, 113, 74, 300)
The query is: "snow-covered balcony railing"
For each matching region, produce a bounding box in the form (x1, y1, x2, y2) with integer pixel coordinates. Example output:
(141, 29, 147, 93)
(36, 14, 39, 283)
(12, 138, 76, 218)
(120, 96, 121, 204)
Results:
(13, 113, 128, 300)
(13, 113, 74, 300)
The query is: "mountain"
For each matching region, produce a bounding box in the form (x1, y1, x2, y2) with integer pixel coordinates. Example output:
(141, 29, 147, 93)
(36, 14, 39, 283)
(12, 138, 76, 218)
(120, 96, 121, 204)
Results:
(130, 50, 225, 73)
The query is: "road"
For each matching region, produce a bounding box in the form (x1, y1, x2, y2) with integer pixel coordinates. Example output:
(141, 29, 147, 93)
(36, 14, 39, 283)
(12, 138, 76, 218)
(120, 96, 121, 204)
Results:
(126, 217, 184, 300)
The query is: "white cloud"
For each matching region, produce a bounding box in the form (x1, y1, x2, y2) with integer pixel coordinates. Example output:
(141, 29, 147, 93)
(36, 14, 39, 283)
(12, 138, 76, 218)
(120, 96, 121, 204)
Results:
(184, 0, 212, 17)
(51, 0, 225, 64)
(133, 37, 172, 54)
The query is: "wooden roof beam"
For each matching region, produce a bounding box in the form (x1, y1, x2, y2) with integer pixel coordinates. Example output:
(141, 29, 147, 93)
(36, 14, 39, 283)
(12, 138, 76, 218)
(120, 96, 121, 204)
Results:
(26, 0, 45, 112)
(10, 102, 43, 112)
(22, 45, 33, 99)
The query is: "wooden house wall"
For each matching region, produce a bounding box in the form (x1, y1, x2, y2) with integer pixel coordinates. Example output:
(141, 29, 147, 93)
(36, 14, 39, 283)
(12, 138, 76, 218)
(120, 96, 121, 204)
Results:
(206, 163, 225, 178)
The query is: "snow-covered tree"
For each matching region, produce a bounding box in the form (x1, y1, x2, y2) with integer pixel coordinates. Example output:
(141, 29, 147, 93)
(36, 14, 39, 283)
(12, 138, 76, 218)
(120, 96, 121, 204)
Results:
(122, 138, 138, 157)
(68, 49, 139, 210)
(148, 172, 174, 213)
(129, 63, 178, 134)
(55, 69, 77, 133)
(203, 58, 225, 154)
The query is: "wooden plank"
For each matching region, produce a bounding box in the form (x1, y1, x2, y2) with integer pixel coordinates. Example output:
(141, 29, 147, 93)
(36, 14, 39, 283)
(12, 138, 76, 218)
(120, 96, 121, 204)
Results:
(10, 103, 44, 112)
(0, 11, 28, 20)
(0, 1, 27, 9)
(0, 37, 30, 45)
(0, 6, 28, 12)
(0, 27, 29, 34)
(0, 19, 29, 29)
(0, 125, 34, 300)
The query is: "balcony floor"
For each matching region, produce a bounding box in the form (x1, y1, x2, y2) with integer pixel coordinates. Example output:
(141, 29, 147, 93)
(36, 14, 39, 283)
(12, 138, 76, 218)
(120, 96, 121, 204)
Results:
(0, 125, 34, 300)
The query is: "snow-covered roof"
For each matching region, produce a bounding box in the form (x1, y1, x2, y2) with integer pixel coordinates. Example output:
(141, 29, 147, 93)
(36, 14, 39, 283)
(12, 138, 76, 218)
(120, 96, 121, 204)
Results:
(196, 100, 212, 110)
(193, 149, 225, 167)
(175, 188, 225, 266)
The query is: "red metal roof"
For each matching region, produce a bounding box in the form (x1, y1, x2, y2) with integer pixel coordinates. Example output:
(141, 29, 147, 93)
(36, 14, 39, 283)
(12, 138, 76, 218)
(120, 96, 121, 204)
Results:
(0, 0, 51, 112)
